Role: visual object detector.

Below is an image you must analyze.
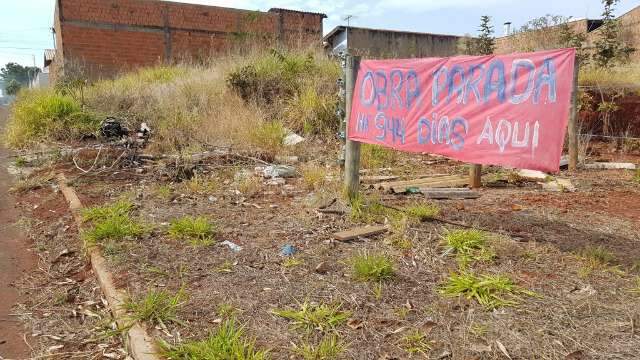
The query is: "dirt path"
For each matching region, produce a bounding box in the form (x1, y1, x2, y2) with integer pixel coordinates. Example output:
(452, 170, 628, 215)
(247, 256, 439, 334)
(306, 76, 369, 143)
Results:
(0, 106, 36, 359)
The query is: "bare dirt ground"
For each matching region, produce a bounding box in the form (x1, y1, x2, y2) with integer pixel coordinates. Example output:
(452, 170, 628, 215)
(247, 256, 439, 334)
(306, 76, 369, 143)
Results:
(0, 105, 36, 359)
(7, 138, 639, 359)
(1, 108, 125, 358)
(15, 144, 632, 360)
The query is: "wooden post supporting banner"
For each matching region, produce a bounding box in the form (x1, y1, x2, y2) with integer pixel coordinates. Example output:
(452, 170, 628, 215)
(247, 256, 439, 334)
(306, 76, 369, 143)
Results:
(344, 55, 361, 200)
(568, 56, 580, 171)
(469, 164, 482, 188)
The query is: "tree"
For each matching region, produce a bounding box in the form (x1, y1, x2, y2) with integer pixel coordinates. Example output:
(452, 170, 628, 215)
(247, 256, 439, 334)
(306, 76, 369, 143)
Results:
(476, 15, 495, 55)
(5, 79, 21, 96)
(0, 62, 40, 88)
(593, 0, 635, 67)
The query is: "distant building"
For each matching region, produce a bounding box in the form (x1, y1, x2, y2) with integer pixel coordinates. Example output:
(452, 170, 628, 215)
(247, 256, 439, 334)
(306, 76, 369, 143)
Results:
(496, 5, 640, 61)
(50, 0, 326, 81)
(323, 26, 462, 59)
(28, 50, 54, 89)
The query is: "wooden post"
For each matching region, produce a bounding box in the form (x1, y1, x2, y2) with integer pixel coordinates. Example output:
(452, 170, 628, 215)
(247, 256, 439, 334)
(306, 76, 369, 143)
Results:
(469, 164, 482, 188)
(344, 55, 361, 200)
(568, 56, 580, 171)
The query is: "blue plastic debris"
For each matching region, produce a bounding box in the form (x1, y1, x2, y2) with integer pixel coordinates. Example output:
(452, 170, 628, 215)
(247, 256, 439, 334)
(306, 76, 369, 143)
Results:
(280, 244, 297, 257)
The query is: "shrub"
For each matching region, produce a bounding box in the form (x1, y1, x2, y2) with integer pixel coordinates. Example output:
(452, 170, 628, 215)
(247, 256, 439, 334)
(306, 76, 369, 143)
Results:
(226, 50, 340, 135)
(351, 252, 395, 282)
(5, 88, 99, 148)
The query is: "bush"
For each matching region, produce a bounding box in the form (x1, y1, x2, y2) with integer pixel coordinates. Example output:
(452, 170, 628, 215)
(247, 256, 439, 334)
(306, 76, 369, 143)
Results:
(226, 50, 340, 135)
(5, 88, 99, 148)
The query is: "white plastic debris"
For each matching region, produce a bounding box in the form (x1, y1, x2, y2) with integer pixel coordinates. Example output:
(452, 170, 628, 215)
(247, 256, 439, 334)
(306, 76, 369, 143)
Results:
(221, 240, 242, 252)
(283, 131, 305, 146)
(262, 165, 297, 178)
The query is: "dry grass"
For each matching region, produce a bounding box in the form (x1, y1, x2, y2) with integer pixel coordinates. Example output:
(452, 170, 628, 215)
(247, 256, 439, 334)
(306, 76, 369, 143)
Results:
(579, 64, 640, 88)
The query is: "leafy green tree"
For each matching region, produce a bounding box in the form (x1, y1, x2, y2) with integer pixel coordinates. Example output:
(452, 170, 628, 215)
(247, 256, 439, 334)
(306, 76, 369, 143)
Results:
(593, 0, 635, 67)
(5, 79, 21, 96)
(0, 62, 40, 88)
(476, 15, 495, 55)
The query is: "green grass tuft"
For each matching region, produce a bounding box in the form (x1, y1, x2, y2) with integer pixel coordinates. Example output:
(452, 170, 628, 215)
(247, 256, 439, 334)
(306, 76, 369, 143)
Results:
(444, 229, 494, 268)
(360, 143, 397, 169)
(161, 318, 269, 360)
(81, 200, 145, 246)
(293, 334, 346, 360)
(272, 301, 351, 333)
(578, 245, 616, 266)
(82, 199, 135, 223)
(351, 252, 395, 282)
(404, 202, 441, 221)
(124, 289, 186, 325)
(439, 272, 536, 309)
(401, 329, 433, 356)
(168, 216, 216, 246)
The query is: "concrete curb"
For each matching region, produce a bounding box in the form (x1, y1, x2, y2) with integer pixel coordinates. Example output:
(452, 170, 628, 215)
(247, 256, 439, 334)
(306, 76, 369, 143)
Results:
(57, 174, 161, 360)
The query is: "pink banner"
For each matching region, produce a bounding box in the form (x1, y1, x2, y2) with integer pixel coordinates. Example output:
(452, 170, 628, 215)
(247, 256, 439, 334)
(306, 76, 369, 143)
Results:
(348, 48, 576, 172)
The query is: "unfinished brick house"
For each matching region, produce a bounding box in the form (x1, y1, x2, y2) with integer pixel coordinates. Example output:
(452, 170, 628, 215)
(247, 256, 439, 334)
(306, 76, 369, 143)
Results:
(495, 5, 640, 61)
(50, 0, 326, 81)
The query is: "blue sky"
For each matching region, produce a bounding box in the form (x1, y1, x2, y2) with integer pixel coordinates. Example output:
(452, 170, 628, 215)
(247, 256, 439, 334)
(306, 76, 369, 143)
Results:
(0, 0, 637, 69)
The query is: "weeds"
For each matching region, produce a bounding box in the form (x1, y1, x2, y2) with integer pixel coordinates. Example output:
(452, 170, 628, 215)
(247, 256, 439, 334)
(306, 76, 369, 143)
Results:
(154, 184, 173, 199)
(168, 216, 216, 246)
(404, 202, 440, 221)
(248, 120, 286, 158)
(633, 169, 640, 183)
(349, 194, 391, 223)
(124, 289, 185, 325)
(578, 245, 615, 267)
(439, 272, 536, 309)
(5, 88, 99, 148)
(217, 303, 238, 317)
(237, 176, 263, 197)
(360, 143, 397, 169)
(629, 277, 640, 296)
(9, 174, 53, 193)
(183, 174, 218, 194)
(351, 252, 395, 282)
(82, 199, 134, 223)
(400, 330, 433, 356)
(443, 229, 494, 268)
(82, 200, 145, 246)
(282, 257, 304, 268)
(272, 301, 351, 333)
(301, 164, 327, 190)
(161, 318, 269, 360)
(293, 334, 346, 360)
(216, 260, 235, 273)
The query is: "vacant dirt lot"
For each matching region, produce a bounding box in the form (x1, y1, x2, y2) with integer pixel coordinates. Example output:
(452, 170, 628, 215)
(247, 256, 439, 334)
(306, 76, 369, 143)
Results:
(12, 145, 638, 360)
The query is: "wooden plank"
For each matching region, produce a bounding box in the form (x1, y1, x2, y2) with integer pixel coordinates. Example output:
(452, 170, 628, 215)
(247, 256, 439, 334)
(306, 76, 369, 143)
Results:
(424, 190, 480, 199)
(360, 175, 399, 184)
(375, 175, 464, 190)
(333, 225, 388, 241)
(390, 177, 469, 193)
(583, 162, 636, 170)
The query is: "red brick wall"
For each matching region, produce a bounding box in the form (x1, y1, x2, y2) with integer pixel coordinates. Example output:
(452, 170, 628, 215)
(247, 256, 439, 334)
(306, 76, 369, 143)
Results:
(53, 0, 325, 80)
